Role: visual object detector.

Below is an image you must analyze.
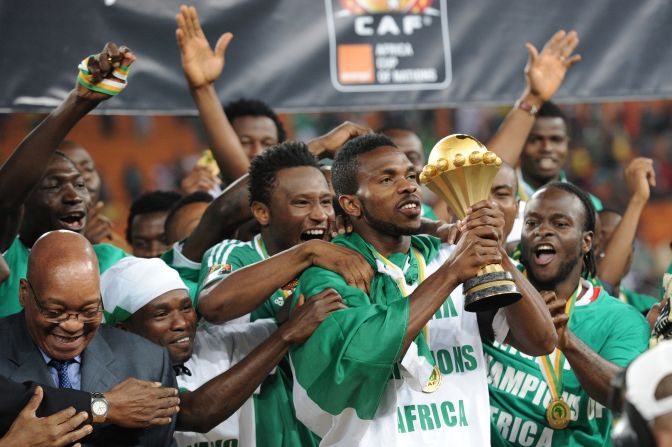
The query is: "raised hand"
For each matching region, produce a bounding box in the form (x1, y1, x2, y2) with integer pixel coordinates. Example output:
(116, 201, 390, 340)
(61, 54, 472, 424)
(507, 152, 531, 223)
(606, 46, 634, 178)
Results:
(180, 165, 221, 195)
(307, 121, 372, 158)
(0, 386, 91, 447)
(75, 42, 136, 102)
(525, 30, 581, 102)
(328, 214, 353, 239)
(306, 239, 373, 294)
(434, 221, 460, 245)
(104, 378, 180, 428)
(176, 5, 233, 89)
(84, 202, 113, 244)
(281, 289, 347, 344)
(443, 202, 503, 283)
(543, 290, 570, 349)
(625, 157, 656, 203)
(462, 200, 506, 248)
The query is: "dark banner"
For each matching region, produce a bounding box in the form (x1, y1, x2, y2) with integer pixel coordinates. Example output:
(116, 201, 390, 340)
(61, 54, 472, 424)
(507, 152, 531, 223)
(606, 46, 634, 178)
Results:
(1, 0, 671, 114)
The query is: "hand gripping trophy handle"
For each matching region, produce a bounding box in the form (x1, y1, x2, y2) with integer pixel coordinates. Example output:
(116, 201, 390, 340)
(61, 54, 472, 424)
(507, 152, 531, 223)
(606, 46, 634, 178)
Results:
(419, 134, 522, 312)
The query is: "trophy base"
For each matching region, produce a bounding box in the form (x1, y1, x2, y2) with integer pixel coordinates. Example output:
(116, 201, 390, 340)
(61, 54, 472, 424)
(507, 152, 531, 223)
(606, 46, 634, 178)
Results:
(463, 270, 522, 313)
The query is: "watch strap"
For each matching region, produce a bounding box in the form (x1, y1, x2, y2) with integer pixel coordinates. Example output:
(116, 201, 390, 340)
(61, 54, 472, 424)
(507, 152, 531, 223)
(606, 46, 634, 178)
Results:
(91, 392, 108, 424)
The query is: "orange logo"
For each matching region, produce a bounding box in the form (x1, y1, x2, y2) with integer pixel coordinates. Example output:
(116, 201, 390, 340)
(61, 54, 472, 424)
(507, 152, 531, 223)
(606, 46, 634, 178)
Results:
(339, 0, 432, 15)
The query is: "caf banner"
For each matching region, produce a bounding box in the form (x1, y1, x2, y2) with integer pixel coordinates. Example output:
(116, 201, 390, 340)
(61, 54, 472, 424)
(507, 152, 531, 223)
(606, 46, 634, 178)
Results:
(0, 0, 670, 114)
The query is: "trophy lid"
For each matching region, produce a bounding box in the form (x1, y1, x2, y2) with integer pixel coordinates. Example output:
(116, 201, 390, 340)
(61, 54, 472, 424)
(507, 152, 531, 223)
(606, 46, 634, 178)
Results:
(420, 134, 501, 185)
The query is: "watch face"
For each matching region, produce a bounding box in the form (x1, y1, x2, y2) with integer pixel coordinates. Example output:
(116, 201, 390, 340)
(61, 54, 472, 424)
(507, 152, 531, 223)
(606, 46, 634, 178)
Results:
(92, 400, 107, 415)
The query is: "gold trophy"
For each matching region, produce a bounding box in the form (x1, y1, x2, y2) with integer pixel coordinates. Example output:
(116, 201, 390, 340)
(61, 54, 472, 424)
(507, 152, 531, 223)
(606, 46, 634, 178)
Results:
(419, 134, 521, 312)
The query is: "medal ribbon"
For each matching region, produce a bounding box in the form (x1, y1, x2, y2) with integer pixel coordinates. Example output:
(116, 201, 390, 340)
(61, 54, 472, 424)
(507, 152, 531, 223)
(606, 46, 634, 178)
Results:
(537, 282, 582, 402)
(369, 247, 428, 340)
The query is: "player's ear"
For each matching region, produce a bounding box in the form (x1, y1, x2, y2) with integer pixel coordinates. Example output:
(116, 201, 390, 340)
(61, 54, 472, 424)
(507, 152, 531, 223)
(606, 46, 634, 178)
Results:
(339, 195, 361, 218)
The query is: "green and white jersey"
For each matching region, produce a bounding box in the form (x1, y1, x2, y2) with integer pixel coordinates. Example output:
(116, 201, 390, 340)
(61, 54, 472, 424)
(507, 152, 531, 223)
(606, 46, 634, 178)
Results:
(197, 234, 320, 447)
(0, 237, 127, 318)
(162, 241, 202, 303)
(174, 319, 277, 447)
(291, 235, 509, 447)
(619, 286, 658, 315)
(197, 234, 289, 322)
(484, 278, 649, 447)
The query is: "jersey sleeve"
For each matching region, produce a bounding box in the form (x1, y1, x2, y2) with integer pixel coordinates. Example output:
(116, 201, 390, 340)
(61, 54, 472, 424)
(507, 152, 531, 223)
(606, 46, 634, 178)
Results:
(290, 265, 409, 420)
(599, 302, 650, 367)
(162, 242, 202, 302)
(196, 240, 246, 297)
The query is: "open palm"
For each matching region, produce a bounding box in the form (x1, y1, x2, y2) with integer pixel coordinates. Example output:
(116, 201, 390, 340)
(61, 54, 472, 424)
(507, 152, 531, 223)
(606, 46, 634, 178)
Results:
(525, 30, 581, 101)
(176, 5, 233, 89)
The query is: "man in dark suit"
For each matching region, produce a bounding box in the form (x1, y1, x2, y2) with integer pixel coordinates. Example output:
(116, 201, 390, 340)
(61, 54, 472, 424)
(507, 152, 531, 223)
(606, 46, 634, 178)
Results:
(0, 378, 91, 446)
(0, 375, 181, 445)
(0, 230, 178, 446)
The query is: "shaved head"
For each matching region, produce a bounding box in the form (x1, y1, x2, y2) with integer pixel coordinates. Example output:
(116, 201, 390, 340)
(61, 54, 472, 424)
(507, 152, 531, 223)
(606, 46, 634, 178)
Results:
(28, 230, 99, 286)
(20, 230, 102, 361)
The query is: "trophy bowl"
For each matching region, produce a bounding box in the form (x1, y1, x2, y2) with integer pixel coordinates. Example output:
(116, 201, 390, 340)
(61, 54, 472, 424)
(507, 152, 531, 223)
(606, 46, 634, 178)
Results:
(419, 134, 521, 312)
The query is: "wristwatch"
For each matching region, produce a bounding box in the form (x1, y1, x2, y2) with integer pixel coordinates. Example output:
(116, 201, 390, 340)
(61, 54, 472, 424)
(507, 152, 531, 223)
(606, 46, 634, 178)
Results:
(91, 392, 109, 423)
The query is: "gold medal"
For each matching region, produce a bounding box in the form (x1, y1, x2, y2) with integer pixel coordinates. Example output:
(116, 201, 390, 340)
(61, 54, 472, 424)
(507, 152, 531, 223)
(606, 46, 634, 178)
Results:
(422, 366, 442, 393)
(546, 398, 571, 430)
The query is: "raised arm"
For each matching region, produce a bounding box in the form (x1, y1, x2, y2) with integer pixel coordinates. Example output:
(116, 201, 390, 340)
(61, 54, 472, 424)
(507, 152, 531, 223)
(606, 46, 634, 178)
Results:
(180, 174, 251, 263)
(0, 44, 135, 250)
(487, 30, 581, 166)
(307, 121, 372, 159)
(462, 201, 556, 354)
(402, 204, 504, 354)
(197, 239, 372, 324)
(499, 255, 556, 355)
(177, 289, 346, 432)
(176, 5, 249, 183)
(598, 157, 655, 286)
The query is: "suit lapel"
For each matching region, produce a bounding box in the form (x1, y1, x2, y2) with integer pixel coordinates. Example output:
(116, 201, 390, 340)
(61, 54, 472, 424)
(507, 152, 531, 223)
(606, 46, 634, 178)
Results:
(7, 314, 54, 386)
(81, 330, 121, 392)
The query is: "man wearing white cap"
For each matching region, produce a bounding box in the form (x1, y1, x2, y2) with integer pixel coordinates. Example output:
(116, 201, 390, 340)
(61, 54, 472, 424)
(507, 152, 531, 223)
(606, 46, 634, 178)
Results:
(612, 340, 672, 447)
(101, 256, 345, 447)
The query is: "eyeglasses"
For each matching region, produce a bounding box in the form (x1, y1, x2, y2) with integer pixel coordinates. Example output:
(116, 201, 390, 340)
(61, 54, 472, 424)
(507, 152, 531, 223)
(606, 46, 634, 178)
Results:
(26, 280, 103, 324)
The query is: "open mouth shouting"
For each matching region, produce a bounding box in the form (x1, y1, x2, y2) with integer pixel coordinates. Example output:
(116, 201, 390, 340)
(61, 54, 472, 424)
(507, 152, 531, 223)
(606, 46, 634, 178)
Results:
(300, 228, 327, 242)
(533, 243, 557, 266)
(58, 211, 86, 232)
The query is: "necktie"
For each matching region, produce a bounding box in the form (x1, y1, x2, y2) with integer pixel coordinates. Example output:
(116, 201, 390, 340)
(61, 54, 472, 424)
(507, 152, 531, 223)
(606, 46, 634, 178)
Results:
(49, 359, 73, 389)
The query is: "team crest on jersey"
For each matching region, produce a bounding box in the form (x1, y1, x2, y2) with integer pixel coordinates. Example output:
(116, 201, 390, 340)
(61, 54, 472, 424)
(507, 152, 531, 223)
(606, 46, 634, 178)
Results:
(203, 263, 233, 289)
(209, 263, 231, 275)
(274, 296, 285, 307)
